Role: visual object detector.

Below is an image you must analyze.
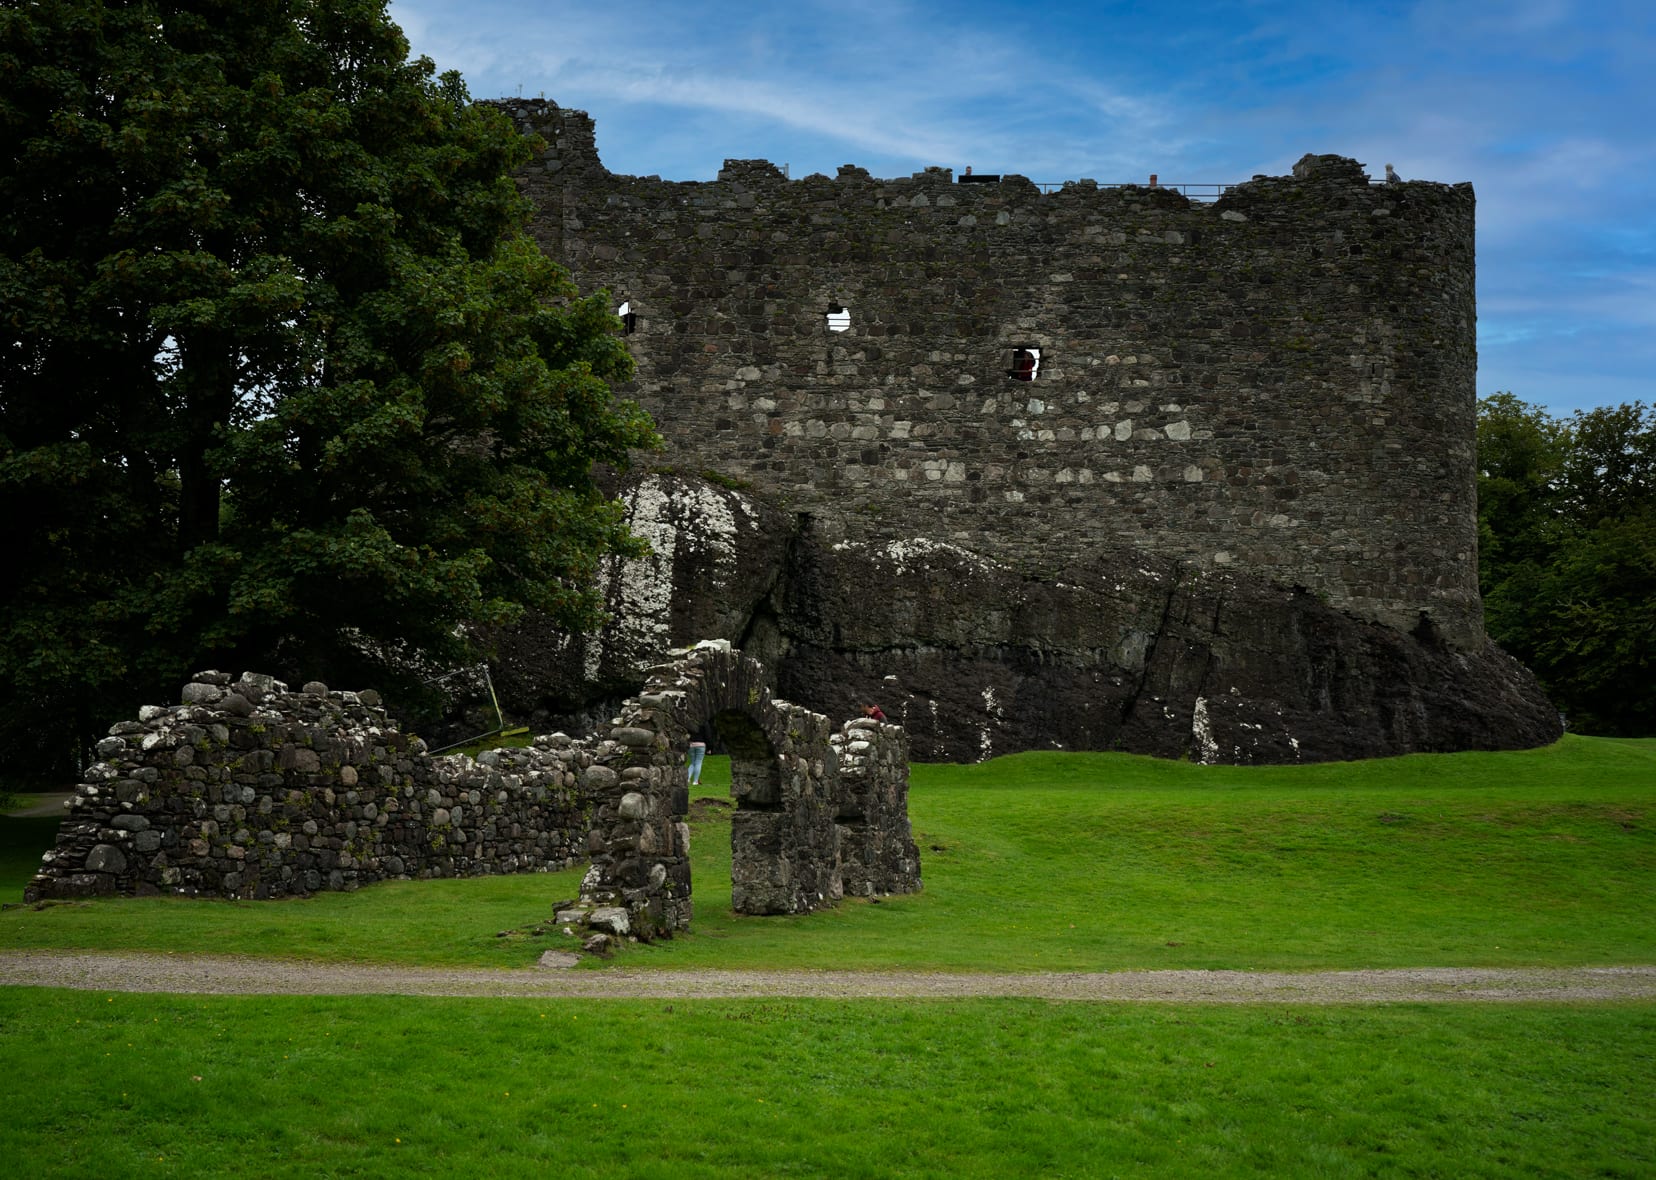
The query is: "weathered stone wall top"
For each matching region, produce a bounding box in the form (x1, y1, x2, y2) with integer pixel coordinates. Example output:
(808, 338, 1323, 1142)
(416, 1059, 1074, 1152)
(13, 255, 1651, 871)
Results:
(26, 651, 920, 925)
(26, 670, 600, 904)
(494, 100, 1482, 646)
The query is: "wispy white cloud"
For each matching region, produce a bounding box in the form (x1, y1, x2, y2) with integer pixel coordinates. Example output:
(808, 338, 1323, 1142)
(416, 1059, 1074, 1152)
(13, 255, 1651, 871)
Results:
(550, 66, 971, 164)
(391, 0, 1186, 179)
(1485, 268, 1656, 327)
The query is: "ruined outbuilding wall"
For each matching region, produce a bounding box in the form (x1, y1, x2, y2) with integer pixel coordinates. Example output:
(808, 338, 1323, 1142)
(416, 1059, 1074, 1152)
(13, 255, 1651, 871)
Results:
(23, 671, 606, 904)
(24, 653, 919, 927)
(500, 101, 1481, 647)
(831, 716, 921, 898)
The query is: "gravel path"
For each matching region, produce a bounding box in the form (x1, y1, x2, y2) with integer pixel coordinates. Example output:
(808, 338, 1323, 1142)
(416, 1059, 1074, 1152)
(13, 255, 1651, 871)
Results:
(2, 951, 1652, 1003)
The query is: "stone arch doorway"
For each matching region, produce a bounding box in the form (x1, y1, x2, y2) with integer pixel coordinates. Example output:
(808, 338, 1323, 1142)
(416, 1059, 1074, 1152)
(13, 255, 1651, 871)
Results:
(576, 640, 919, 934)
(709, 708, 780, 811)
(667, 646, 843, 916)
(707, 697, 842, 915)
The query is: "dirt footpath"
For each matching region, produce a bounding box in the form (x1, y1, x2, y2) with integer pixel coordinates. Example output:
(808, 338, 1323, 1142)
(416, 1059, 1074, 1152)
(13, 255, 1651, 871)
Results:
(2, 951, 1652, 1003)
(2, 792, 73, 819)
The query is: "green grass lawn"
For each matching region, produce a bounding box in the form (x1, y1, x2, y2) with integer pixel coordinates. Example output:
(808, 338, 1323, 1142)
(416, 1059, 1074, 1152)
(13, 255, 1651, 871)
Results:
(0, 989, 1649, 1178)
(4, 735, 1650, 971)
(1, 738, 1652, 1177)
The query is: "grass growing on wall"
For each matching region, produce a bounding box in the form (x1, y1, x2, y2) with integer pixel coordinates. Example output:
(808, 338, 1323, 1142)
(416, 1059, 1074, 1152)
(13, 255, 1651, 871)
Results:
(1, 736, 1651, 971)
(0, 989, 1649, 1179)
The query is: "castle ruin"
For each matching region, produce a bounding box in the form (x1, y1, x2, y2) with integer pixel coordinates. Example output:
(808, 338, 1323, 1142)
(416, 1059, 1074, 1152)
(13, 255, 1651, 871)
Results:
(484, 101, 1558, 765)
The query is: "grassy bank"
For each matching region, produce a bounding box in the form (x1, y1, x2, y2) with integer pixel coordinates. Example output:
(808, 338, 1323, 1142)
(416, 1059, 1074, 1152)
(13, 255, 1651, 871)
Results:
(0, 989, 1649, 1178)
(2, 735, 1651, 971)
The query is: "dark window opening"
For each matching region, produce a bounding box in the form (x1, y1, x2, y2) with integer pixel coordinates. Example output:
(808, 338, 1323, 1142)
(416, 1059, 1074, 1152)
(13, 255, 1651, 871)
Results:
(617, 300, 637, 335)
(1007, 346, 1041, 381)
(714, 709, 783, 811)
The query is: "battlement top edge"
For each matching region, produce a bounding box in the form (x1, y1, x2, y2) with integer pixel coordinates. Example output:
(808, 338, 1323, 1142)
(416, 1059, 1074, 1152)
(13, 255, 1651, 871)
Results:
(478, 99, 1473, 201)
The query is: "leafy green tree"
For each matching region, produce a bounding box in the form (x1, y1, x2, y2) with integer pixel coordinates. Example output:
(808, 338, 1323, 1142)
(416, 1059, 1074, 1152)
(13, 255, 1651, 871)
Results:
(1558, 401, 1656, 528)
(0, 0, 657, 781)
(1524, 512, 1656, 734)
(1475, 392, 1566, 589)
(1477, 395, 1654, 735)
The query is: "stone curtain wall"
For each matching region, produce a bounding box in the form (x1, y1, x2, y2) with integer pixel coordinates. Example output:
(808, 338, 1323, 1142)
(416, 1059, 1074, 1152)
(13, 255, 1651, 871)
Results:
(25, 649, 920, 930)
(501, 101, 1482, 647)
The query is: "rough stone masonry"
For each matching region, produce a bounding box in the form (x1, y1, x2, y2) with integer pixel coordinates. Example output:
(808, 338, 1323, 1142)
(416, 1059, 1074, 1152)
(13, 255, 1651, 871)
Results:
(24, 646, 921, 919)
(478, 101, 1559, 764)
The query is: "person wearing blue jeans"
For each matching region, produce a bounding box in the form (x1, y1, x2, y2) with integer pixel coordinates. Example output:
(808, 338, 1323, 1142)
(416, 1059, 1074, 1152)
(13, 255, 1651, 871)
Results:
(686, 740, 707, 786)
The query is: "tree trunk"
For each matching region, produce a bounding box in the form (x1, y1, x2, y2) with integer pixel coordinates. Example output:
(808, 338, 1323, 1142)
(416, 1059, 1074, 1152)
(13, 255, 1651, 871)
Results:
(177, 331, 235, 554)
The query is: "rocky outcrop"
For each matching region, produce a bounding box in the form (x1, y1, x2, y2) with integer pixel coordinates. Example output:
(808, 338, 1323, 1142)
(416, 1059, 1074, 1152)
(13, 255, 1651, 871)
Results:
(783, 535, 1561, 763)
(479, 473, 799, 728)
(486, 473, 1560, 765)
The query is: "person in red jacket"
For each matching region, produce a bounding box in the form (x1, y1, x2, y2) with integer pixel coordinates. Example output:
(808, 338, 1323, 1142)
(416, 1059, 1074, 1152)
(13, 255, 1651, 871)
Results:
(863, 704, 886, 722)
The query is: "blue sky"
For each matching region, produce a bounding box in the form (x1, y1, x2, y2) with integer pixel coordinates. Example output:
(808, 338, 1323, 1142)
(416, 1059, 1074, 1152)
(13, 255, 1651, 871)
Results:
(391, 0, 1654, 418)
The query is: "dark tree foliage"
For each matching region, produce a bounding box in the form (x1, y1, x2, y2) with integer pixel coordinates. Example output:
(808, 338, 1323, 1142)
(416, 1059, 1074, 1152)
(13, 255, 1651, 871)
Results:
(1477, 394, 1655, 736)
(0, 0, 658, 781)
